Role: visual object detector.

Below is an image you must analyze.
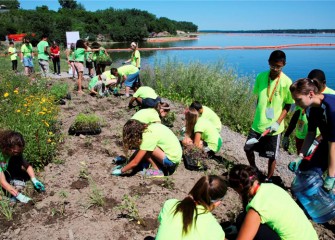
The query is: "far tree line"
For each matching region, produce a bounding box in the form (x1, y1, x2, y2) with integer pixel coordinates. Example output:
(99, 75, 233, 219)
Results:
(0, 0, 198, 44)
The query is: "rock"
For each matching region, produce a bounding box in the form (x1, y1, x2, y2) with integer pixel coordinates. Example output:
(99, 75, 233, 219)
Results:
(14, 228, 20, 235)
(68, 229, 74, 240)
(79, 134, 86, 139)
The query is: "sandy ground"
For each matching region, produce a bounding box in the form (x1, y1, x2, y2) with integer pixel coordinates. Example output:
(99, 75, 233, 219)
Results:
(0, 73, 334, 240)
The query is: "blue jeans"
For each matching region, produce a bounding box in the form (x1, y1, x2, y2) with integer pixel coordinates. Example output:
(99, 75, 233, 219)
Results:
(124, 71, 139, 87)
(23, 57, 34, 67)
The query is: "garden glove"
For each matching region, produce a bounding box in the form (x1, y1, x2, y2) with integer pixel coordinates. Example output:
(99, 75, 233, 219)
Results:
(282, 136, 289, 151)
(266, 121, 280, 133)
(306, 140, 319, 156)
(16, 193, 32, 203)
(288, 155, 303, 172)
(111, 168, 122, 176)
(31, 177, 45, 191)
(122, 61, 126, 65)
(322, 172, 335, 192)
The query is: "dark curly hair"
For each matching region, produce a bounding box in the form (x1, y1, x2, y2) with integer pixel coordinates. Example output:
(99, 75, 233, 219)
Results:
(0, 130, 25, 155)
(228, 164, 260, 208)
(122, 120, 148, 152)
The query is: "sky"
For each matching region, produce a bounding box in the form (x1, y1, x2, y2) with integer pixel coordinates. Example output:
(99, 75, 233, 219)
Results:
(19, 0, 335, 31)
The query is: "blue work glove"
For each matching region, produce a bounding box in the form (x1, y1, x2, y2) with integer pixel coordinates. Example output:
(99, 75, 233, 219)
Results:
(31, 177, 45, 191)
(266, 121, 280, 133)
(16, 193, 32, 203)
(122, 61, 126, 65)
(322, 172, 335, 191)
(306, 140, 319, 156)
(111, 168, 123, 176)
(282, 136, 289, 151)
(288, 155, 303, 172)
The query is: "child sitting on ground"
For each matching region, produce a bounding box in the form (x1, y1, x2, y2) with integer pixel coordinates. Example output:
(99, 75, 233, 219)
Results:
(111, 120, 182, 177)
(156, 175, 227, 240)
(0, 130, 45, 203)
(88, 70, 117, 96)
(131, 102, 170, 124)
(182, 108, 222, 155)
(128, 82, 161, 109)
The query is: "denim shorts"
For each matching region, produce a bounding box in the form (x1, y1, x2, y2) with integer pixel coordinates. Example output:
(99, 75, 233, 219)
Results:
(124, 71, 139, 87)
(23, 57, 34, 67)
(163, 156, 175, 167)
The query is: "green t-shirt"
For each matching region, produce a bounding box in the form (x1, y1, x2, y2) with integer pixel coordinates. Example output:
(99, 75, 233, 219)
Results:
(194, 118, 222, 152)
(88, 76, 99, 90)
(247, 184, 318, 240)
(156, 199, 225, 240)
(37, 40, 49, 60)
(21, 43, 33, 57)
(131, 109, 161, 124)
(74, 48, 85, 62)
(252, 71, 294, 135)
(0, 152, 10, 172)
(117, 65, 139, 78)
(101, 71, 116, 81)
(201, 106, 222, 132)
(8, 46, 18, 60)
(140, 123, 182, 164)
(85, 47, 93, 61)
(131, 50, 141, 68)
(133, 86, 158, 99)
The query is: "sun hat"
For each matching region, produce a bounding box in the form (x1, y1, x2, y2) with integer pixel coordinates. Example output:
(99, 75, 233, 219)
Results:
(130, 42, 137, 47)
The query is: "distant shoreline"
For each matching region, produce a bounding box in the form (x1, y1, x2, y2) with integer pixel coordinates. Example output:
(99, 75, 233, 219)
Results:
(199, 29, 335, 34)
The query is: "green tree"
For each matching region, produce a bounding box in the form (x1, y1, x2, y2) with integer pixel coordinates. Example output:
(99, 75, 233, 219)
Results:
(58, 0, 78, 10)
(0, 0, 20, 9)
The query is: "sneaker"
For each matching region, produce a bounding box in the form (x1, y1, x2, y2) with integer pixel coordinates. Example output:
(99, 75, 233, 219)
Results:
(141, 169, 164, 178)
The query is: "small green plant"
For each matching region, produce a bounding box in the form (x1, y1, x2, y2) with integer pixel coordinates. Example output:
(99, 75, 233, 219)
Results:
(96, 54, 112, 64)
(53, 158, 65, 164)
(70, 113, 101, 132)
(161, 176, 175, 190)
(162, 111, 176, 128)
(79, 161, 89, 179)
(50, 83, 69, 100)
(0, 194, 14, 221)
(88, 179, 105, 207)
(59, 190, 68, 198)
(116, 194, 145, 225)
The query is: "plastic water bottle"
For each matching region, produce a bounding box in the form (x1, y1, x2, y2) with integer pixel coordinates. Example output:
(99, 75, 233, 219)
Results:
(291, 170, 335, 223)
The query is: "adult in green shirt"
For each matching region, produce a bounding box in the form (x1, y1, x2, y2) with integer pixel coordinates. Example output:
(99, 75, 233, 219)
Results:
(111, 120, 182, 177)
(156, 175, 227, 240)
(229, 164, 318, 240)
(20, 37, 34, 76)
(189, 101, 222, 132)
(244, 50, 294, 181)
(111, 65, 140, 98)
(37, 34, 50, 77)
(128, 82, 161, 109)
(0, 130, 45, 203)
(123, 42, 141, 69)
(8, 41, 18, 72)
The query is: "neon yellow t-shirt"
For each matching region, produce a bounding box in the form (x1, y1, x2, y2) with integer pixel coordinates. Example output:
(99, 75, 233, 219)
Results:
(21, 43, 33, 57)
(252, 71, 294, 135)
(131, 50, 141, 68)
(37, 40, 49, 60)
(85, 47, 93, 61)
(323, 86, 335, 95)
(156, 199, 225, 240)
(8, 47, 18, 60)
(74, 48, 85, 62)
(101, 71, 116, 81)
(194, 118, 222, 152)
(117, 65, 139, 78)
(0, 152, 10, 172)
(133, 86, 158, 99)
(88, 76, 99, 90)
(201, 106, 222, 132)
(247, 183, 318, 240)
(140, 123, 182, 164)
(131, 109, 161, 124)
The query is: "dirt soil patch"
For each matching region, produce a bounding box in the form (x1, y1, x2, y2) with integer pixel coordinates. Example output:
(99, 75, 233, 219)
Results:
(0, 75, 334, 240)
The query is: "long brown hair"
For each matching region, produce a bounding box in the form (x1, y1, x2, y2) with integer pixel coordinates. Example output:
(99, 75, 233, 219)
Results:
(185, 107, 199, 137)
(290, 78, 322, 95)
(0, 130, 25, 155)
(122, 120, 147, 151)
(228, 164, 259, 208)
(174, 175, 227, 235)
(154, 102, 170, 117)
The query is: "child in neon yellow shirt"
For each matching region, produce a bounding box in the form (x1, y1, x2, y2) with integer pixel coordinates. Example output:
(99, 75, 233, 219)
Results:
(8, 41, 18, 72)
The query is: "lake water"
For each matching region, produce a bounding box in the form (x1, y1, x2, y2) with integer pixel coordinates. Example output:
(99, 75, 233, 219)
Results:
(111, 33, 335, 89)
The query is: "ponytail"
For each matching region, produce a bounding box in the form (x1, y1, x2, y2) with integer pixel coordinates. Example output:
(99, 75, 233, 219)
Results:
(185, 108, 199, 137)
(290, 78, 322, 95)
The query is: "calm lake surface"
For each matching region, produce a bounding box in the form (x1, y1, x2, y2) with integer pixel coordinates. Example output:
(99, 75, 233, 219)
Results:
(111, 33, 335, 88)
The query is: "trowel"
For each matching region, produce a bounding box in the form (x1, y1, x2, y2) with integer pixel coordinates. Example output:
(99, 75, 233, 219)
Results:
(246, 129, 271, 145)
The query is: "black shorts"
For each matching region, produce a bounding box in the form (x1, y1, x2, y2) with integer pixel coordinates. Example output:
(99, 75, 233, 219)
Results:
(86, 61, 93, 68)
(244, 129, 280, 160)
(4, 155, 30, 182)
(142, 97, 161, 108)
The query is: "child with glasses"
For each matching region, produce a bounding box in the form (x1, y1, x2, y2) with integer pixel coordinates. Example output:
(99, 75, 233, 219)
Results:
(244, 50, 294, 182)
(229, 164, 317, 240)
(156, 175, 227, 240)
(0, 130, 45, 203)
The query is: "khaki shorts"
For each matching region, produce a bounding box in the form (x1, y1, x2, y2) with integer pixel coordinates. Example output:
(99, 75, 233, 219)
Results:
(74, 62, 84, 72)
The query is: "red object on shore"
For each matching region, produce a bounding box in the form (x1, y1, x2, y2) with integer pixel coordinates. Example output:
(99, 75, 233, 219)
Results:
(7, 33, 36, 42)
